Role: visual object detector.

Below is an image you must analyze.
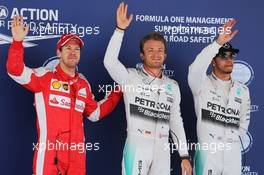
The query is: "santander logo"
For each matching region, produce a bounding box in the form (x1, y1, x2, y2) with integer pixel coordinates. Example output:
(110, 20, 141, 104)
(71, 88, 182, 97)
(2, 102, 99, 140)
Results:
(61, 99, 71, 108)
(50, 97, 59, 104)
(49, 94, 71, 109)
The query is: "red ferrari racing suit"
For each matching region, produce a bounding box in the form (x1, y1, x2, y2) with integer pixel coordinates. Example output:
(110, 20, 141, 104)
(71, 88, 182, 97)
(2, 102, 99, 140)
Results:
(6, 41, 122, 175)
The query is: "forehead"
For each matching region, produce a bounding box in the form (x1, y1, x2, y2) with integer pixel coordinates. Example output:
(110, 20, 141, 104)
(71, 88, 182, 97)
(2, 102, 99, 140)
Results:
(143, 39, 165, 48)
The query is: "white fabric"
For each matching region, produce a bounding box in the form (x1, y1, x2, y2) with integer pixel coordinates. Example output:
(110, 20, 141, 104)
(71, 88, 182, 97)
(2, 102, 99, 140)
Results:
(188, 41, 251, 175)
(104, 30, 189, 175)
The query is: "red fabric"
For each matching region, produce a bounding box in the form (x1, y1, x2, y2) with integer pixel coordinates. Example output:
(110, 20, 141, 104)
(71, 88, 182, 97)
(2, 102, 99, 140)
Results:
(7, 42, 122, 175)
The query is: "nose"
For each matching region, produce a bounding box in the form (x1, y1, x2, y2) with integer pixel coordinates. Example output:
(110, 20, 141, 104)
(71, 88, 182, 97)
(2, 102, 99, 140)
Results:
(152, 50, 161, 57)
(69, 52, 75, 57)
(70, 49, 77, 55)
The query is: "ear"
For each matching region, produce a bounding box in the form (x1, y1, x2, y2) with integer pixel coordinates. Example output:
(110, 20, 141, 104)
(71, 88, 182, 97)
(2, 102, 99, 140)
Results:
(140, 53, 144, 62)
(164, 53, 167, 60)
(211, 58, 216, 67)
(57, 49, 61, 58)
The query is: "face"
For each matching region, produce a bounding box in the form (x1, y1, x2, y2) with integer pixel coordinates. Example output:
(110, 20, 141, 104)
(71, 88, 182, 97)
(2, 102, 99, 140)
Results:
(57, 40, 81, 69)
(140, 39, 167, 69)
(212, 51, 234, 74)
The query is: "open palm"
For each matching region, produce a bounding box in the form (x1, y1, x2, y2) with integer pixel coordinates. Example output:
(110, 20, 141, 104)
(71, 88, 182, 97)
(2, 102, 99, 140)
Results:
(217, 19, 238, 45)
(11, 16, 29, 41)
(116, 2, 133, 30)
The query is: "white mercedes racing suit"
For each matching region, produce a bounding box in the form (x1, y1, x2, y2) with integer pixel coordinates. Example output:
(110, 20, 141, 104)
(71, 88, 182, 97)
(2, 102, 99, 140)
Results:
(104, 30, 189, 175)
(188, 41, 251, 175)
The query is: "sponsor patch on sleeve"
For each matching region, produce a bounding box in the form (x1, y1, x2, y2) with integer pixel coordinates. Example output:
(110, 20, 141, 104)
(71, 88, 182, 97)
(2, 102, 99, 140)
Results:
(75, 99, 85, 112)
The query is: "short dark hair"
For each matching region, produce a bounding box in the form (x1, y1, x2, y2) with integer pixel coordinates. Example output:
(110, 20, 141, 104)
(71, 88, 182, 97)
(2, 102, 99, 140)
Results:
(140, 32, 167, 54)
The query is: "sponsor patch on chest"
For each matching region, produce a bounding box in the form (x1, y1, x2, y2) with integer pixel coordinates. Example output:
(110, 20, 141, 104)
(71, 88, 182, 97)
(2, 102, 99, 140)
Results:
(50, 79, 70, 93)
(234, 97, 242, 104)
(49, 94, 71, 109)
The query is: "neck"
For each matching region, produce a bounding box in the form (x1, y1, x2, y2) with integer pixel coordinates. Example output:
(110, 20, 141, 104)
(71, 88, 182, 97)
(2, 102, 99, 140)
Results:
(213, 70, 231, 81)
(144, 65, 162, 78)
(60, 63, 76, 77)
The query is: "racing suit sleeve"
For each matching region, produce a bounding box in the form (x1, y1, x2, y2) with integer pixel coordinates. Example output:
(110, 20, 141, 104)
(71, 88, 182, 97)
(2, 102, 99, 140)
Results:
(85, 85, 122, 122)
(188, 41, 222, 95)
(170, 84, 189, 157)
(103, 30, 129, 86)
(6, 40, 44, 92)
(239, 87, 251, 137)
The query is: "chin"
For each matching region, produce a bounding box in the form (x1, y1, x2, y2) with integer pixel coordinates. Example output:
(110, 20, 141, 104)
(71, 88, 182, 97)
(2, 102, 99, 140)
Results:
(67, 64, 78, 68)
(153, 62, 163, 68)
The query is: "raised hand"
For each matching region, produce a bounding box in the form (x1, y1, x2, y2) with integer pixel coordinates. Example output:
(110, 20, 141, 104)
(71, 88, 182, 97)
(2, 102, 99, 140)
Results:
(11, 16, 29, 41)
(217, 19, 238, 45)
(116, 2, 133, 31)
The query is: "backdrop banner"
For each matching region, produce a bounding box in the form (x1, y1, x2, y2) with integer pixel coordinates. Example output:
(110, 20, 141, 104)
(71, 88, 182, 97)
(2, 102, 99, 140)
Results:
(0, 0, 262, 174)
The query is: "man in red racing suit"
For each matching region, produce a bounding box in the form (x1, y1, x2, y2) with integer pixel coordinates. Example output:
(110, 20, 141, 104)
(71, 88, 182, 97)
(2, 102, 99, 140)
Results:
(6, 16, 122, 175)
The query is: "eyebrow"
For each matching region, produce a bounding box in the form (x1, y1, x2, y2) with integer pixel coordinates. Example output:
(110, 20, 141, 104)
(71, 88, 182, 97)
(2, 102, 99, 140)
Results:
(145, 48, 164, 50)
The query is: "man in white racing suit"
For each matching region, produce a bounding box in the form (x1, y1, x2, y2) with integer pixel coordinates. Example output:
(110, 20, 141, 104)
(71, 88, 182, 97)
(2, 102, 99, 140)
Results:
(103, 2, 192, 175)
(188, 19, 251, 175)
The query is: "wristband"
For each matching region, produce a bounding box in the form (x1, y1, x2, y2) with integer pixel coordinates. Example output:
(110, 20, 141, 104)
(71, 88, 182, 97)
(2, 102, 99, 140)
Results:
(116, 25, 125, 31)
(181, 155, 191, 161)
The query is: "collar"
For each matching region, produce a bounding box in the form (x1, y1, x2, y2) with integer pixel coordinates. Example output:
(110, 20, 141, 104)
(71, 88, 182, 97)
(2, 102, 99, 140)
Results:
(211, 72, 234, 88)
(55, 64, 79, 84)
(142, 67, 165, 80)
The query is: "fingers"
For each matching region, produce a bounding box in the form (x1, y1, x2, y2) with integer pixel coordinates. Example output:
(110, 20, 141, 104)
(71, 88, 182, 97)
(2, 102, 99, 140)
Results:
(124, 4, 128, 16)
(219, 19, 238, 43)
(223, 19, 233, 28)
(12, 15, 25, 27)
(117, 2, 122, 16)
(24, 23, 30, 35)
(20, 16, 24, 27)
(117, 2, 125, 19)
(12, 15, 29, 34)
(128, 14, 133, 24)
(229, 19, 237, 29)
(17, 16, 22, 27)
(11, 18, 15, 28)
(120, 2, 124, 16)
(13, 16, 18, 26)
(224, 19, 236, 30)
(116, 1, 133, 30)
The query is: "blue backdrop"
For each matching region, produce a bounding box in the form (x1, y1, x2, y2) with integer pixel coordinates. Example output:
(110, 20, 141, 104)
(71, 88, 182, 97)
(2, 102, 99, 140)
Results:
(0, 0, 263, 174)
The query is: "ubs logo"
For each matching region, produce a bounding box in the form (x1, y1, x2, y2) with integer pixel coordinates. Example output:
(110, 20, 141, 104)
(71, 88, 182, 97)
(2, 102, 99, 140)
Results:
(240, 131, 253, 154)
(231, 60, 254, 86)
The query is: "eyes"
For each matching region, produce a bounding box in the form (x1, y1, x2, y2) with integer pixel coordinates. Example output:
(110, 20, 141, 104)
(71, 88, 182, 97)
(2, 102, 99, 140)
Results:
(144, 48, 165, 54)
(64, 46, 80, 52)
(217, 53, 237, 60)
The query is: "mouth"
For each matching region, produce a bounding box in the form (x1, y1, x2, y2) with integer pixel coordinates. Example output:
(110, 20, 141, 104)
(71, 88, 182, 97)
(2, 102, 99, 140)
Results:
(68, 57, 78, 60)
(151, 58, 162, 62)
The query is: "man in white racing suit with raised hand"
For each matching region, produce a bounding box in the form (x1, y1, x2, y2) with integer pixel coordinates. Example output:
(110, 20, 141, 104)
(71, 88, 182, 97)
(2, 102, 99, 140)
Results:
(188, 19, 251, 175)
(103, 2, 192, 175)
